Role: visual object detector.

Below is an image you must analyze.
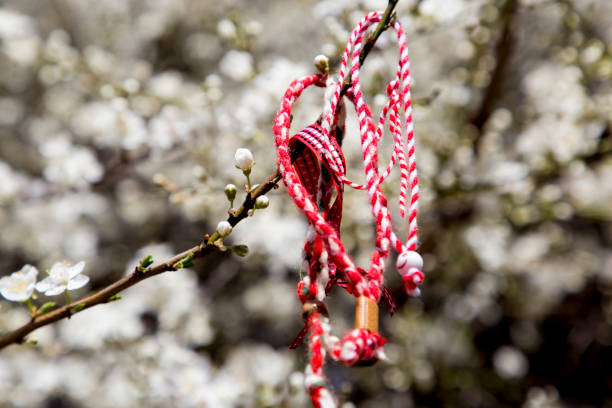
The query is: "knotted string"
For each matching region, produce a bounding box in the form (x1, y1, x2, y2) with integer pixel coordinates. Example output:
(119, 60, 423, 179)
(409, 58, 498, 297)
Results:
(273, 11, 424, 407)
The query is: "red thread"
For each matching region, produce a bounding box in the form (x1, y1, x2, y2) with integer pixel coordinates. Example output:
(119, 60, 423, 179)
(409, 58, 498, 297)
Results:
(273, 11, 424, 407)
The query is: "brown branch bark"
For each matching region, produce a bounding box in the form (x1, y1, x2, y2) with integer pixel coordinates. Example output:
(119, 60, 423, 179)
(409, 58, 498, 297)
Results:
(0, 1, 399, 350)
(470, 0, 518, 153)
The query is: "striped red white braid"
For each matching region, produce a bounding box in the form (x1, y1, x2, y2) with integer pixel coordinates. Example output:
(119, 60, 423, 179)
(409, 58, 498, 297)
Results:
(321, 12, 381, 151)
(306, 314, 386, 408)
(394, 20, 419, 252)
(334, 13, 423, 291)
(306, 314, 337, 408)
(274, 74, 381, 302)
(276, 10, 427, 408)
(276, 12, 425, 297)
(313, 13, 380, 181)
(375, 79, 410, 219)
(348, 14, 393, 288)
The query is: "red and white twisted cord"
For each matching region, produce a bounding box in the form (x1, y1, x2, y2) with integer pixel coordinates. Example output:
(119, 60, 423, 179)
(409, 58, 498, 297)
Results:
(305, 313, 386, 408)
(274, 74, 380, 302)
(273, 11, 425, 407)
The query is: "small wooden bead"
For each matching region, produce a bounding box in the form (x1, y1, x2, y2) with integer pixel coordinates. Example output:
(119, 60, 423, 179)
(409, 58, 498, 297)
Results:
(354, 296, 378, 333)
(354, 296, 379, 367)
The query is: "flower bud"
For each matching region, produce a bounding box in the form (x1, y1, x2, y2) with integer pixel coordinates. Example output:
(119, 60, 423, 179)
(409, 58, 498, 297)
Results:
(216, 221, 232, 237)
(314, 54, 329, 75)
(234, 148, 254, 171)
(230, 245, 249, 257)
(254, 195, 269, 209)
(224, 184, 237, 202)
(38, 301, 57, 315)
(139, 255, 154, 269)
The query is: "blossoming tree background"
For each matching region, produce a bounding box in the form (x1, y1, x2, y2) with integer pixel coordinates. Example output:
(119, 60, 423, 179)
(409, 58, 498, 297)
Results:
(1, 0, 611, 407)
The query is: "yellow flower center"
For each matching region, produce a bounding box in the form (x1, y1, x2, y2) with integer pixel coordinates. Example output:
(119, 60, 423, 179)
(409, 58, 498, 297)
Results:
(10, 280, 28, 292)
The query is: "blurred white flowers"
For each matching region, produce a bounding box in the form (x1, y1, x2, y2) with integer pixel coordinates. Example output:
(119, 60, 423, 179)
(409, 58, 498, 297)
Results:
(220, 50, 253, 81)
(234, 148, 254, 171)
(35, 261, 89, 296)
(217, 19, 236, 39)
(42, 143, 104, 188)
(0, 264, 38, 302)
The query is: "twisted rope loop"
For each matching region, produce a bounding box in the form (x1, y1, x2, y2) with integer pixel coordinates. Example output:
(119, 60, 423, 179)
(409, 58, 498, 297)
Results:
(273, 11, 424, 407)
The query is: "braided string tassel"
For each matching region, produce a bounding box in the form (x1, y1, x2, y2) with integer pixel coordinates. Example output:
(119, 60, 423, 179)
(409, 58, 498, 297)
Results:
(274, 10, 424, 407)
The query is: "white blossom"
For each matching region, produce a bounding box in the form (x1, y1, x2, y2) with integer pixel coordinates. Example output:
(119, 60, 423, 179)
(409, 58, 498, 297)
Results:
(42, 144, 104, 188)
(35, 261, 89, 296)
(217, 19, 236, 39)
(0, 10, 36, 39)
(0, 265, 38, 302)
(219, 50, 253, 81)
(493, 346, 529, 380)
(0, 161, 24, 202)
(234, 148, 254, 171)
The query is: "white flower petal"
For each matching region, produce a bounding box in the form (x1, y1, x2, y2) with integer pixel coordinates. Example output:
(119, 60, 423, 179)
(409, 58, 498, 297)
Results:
(68, 261, 86, 279)
(48, 262, 67, 277)
(0, 288, 31, 302)
(48, 262, 72, 284)
(44, 285, 67, 296)
(9, 265, 38, 282)
(0, 276, 11, 290)
(19, 264, 39, 281)
(67, 274, 89, 290)
(35, 277, 55, 293)
(26, 281, 35, 293)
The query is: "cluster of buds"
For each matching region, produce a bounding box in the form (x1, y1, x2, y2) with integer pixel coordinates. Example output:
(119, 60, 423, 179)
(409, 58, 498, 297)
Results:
(227, 148, 270, 216)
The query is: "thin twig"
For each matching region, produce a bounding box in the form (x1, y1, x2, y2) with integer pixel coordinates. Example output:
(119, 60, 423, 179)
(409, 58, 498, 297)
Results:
(0, 1, 399, 350)
(0, 172, 280, 349)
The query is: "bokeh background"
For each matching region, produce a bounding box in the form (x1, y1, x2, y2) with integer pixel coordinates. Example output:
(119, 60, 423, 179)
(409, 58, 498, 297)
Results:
(1, 0, 611, 407)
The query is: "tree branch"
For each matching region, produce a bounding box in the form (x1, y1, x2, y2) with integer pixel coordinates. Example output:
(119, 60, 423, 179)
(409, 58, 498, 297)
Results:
(470, 0, 518, 151)
(340, 0, 399, 98)
(0, 172, 281, 350)
(0, 1, 400, 350)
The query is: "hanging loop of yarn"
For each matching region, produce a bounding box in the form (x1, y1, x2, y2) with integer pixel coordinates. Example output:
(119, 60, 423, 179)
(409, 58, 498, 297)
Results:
(273, 11, 423, 407)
